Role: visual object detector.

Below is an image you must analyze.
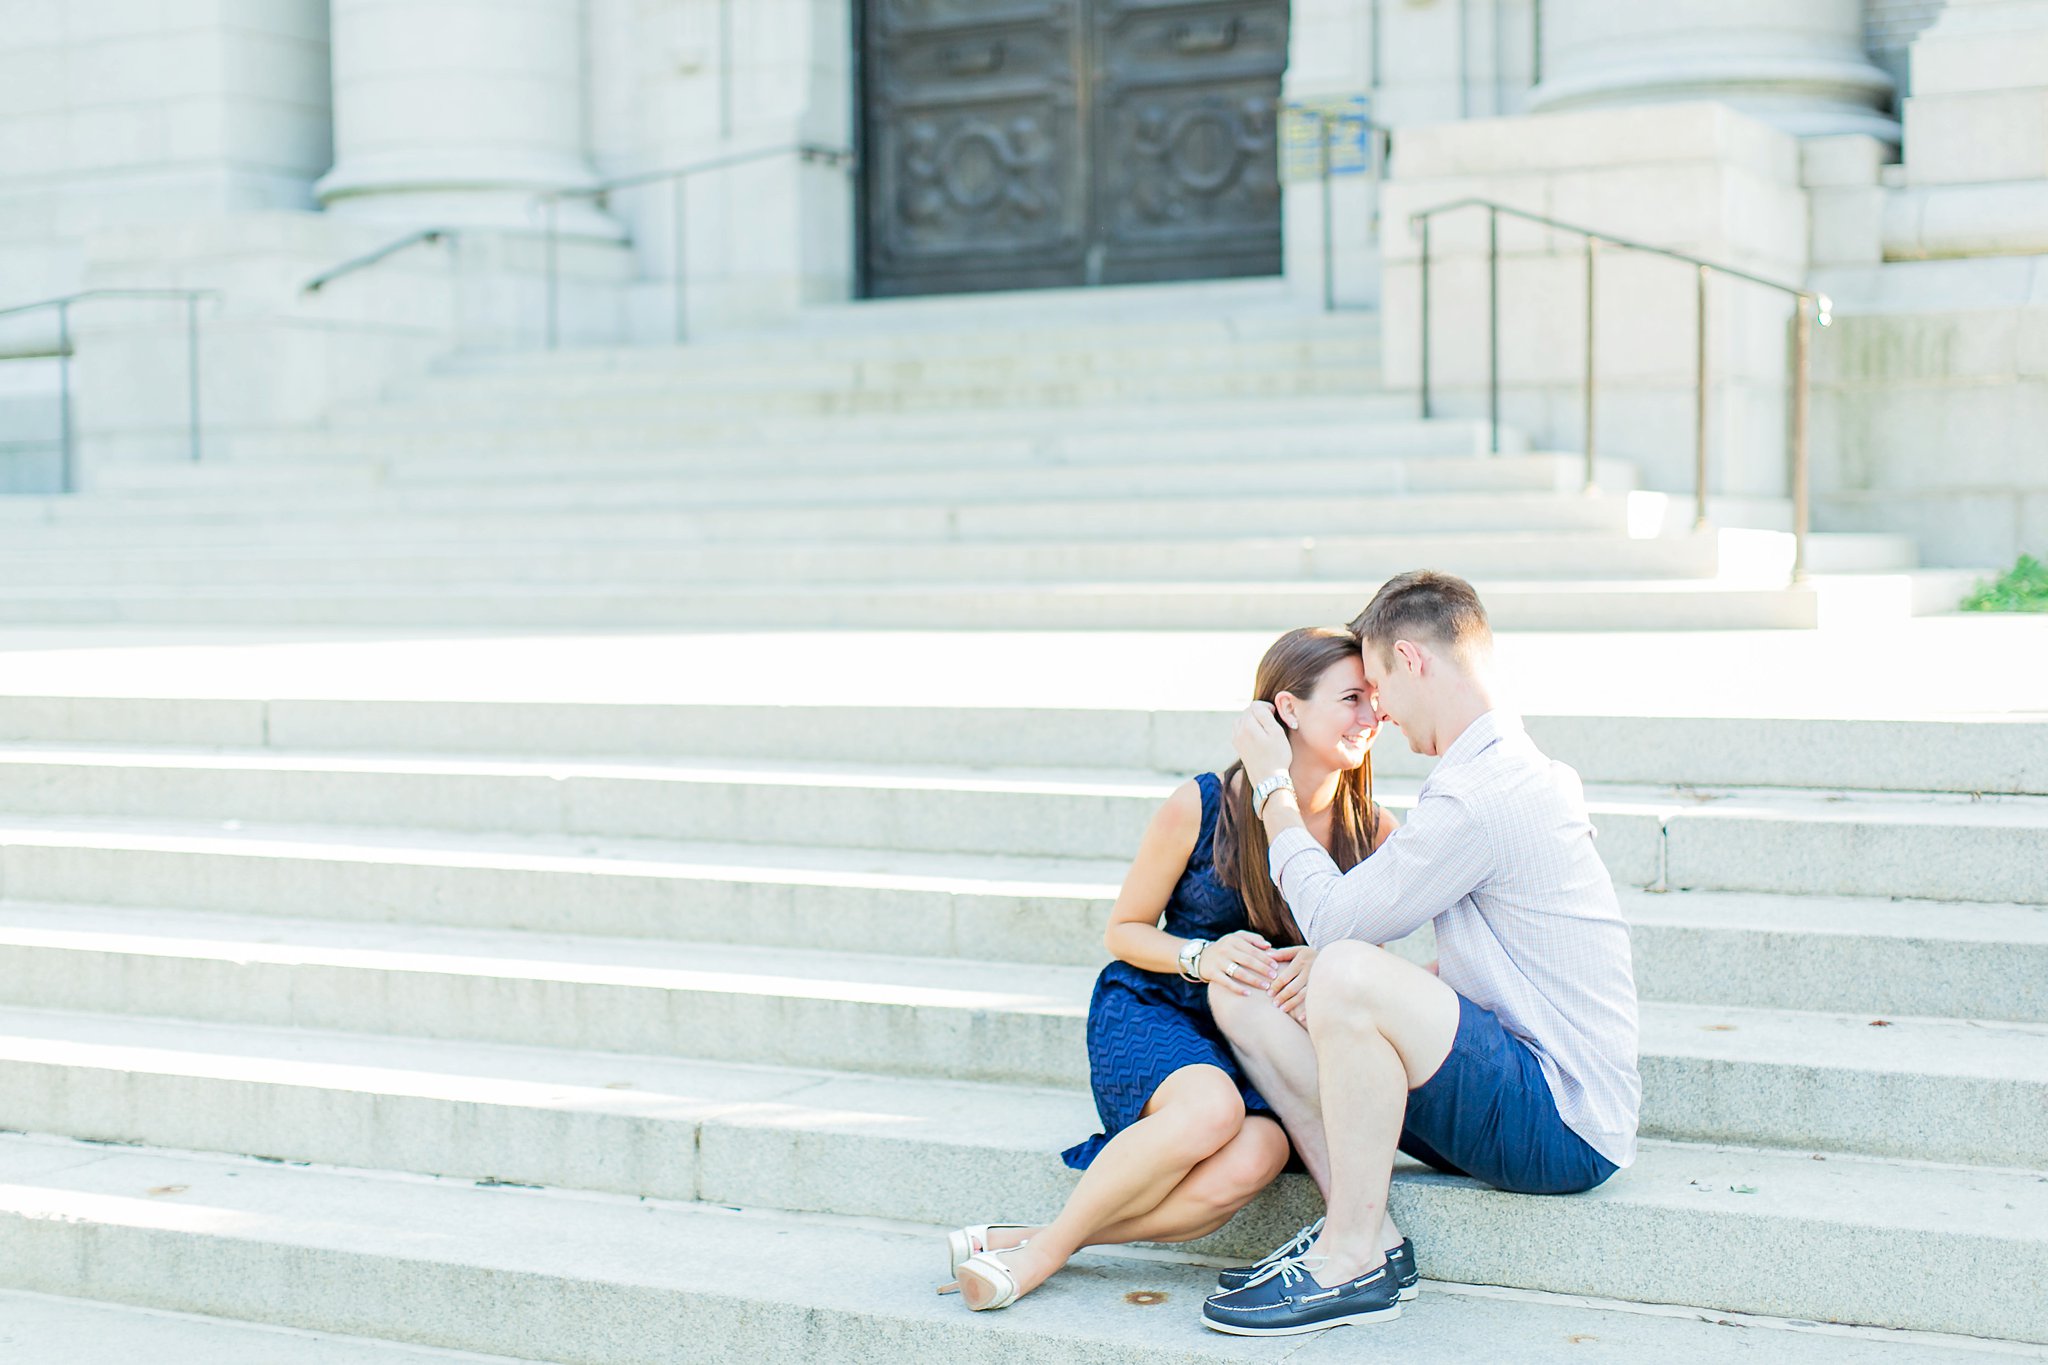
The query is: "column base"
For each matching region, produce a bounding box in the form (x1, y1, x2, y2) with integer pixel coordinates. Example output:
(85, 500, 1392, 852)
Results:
(1528, 54, 1900, 143)
(316, 150, 625, 240)
(1883, 180, 2048, 259)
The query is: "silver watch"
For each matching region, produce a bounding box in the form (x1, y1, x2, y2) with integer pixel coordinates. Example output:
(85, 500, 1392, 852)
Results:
(1251, 771, 1295, 818)
(1177, 937, 1210, 983)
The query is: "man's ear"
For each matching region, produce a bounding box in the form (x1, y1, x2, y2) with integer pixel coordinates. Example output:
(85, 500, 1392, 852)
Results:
(1394, 639, 1426, 676)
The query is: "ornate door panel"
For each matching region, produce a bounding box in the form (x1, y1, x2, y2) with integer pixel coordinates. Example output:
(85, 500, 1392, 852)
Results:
(1092, 0, 1288, 284)
(862, 0, 1287, 297)
(863, 1, 1090, 297)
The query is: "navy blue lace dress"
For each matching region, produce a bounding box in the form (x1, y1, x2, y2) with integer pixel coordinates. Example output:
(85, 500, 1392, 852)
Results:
(1062, 771, 1278, 1169)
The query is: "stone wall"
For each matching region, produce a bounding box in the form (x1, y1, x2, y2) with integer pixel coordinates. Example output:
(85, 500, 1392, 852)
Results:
(0, 1, 332, 486)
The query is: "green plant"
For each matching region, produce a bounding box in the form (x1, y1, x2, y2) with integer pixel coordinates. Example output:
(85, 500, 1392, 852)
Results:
(1960, 554, 2048, 612)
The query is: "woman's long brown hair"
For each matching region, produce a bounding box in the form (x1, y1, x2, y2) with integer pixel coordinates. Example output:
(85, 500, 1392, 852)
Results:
(1215, 626, 1380, 947)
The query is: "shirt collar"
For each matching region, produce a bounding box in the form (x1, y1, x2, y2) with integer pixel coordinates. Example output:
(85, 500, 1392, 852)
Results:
(1435, 708, 1519, 769)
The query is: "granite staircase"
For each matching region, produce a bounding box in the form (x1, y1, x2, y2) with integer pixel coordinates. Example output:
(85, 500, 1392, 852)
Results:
(0, 281, 1976, 630)
(0, 692, 2041, 1360)
(0, 282, 2038, 1360)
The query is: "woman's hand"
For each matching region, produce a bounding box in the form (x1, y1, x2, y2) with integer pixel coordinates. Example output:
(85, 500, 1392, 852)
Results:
(1269, 944, 1317, 1024)
(1202, 929, 1277, 996)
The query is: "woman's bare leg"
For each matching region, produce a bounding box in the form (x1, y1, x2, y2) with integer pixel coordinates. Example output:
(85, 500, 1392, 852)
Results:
(974, 1065, 1248, 1298)
(1084, 1116, 1290, 1246)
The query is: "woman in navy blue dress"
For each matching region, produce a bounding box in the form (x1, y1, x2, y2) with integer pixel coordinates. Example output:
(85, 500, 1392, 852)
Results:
(943, 626, 1396, 1310)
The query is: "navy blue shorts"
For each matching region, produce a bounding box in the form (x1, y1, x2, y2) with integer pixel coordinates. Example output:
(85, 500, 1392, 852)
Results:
(1397, 993, 1618, 1196)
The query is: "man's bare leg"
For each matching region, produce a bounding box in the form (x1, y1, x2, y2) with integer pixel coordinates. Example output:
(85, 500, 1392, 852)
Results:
(1209, 981, 1407, 1254)
(1296, 941, 1460, 1283)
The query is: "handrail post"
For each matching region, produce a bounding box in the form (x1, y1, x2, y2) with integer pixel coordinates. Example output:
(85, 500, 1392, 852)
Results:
(674, 177, 689, 344)
(1582, 236, 1596, 492)
(56, 301, 73, 494)
(1694, 264, 1708, 530)
(1487, 205, 1500, 455)
(1792, 296, 1813, 583)
(1319, 112, 1335, 313)
(1418, 215, 1432, 420)
(186, 293, 202, 463)
(544, 197, 560, 351)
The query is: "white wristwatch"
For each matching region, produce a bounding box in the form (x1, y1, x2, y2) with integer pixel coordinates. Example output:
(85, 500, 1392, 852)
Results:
(1177, 937, 1210, 983)
(1251, 771, 1295, 818)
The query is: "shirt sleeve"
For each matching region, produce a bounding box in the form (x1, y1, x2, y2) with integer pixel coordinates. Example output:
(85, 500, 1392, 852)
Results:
(1267, 790, 1493, 947)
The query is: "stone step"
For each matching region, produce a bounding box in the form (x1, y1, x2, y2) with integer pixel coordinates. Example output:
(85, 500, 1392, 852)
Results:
(0, 490, 1652, 545)
(256, 394, 1477, 461)
(0, 748, 2036, 900)
(82, 451, 1635, 510)
(0, 904, 2040, 1165)
(0, 572, 1975, 629)
(0, 1136, 2026, 1357)
(3, 696, 2030, 796)
(332, 367, 1383, 429)
(450, 288, 1373, 361)
(1, 821, 2038, 1020)
(398, 336, 1382, 398)
(0, 530, 1827, 589)
(0, 1290, 534, 1364)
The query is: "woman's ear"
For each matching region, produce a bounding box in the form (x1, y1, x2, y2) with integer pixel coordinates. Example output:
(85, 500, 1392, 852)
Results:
(1274, 692, 1301, 730)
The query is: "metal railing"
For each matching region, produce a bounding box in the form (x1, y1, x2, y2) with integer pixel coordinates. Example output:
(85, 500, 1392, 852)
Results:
(302, 227, 471, 296)
(0, 288, 218, 492)
(1410, 198, 1832, 580)
(534, 142, 855, 349)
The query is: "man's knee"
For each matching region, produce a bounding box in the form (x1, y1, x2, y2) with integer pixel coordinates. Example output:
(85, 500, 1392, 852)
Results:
(1306, 940, 1392, 1026)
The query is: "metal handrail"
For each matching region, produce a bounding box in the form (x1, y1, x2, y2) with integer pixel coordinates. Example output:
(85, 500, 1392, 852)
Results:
(1410, 197, 1833, 581)
(534, 142, 855, 348)
(0, 287, 219, 491)
(302, 227, 467, 295)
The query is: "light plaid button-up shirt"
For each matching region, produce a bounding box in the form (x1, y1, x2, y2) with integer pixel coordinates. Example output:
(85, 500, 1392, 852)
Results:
(1268, 709, 1642, 1167)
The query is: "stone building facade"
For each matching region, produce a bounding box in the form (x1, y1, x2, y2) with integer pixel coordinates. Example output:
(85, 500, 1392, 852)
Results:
(0, 0, 2043, 563)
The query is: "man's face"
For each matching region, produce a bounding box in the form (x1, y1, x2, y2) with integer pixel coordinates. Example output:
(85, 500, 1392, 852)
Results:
(1359, 636, 1436, 755)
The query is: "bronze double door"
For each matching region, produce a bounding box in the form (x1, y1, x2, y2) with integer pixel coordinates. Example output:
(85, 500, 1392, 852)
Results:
(862, 0, 1289, 298)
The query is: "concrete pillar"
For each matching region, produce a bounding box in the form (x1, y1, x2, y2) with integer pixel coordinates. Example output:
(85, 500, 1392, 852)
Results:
(1527, 0, 1898, 142)
(1282, 0, 1379, 308)
(1884, 0, 2048, 258)
(315, 0, 617, 237)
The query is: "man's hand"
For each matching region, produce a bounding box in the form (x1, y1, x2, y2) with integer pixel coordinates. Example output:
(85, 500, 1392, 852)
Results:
(1269, 944, 1316, 1024)
(1232, 701, 1292, 783)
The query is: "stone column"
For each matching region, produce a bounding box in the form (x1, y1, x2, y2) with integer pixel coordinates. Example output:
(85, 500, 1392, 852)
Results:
(1526, 0, 1898, 142)
(315, 0, 617, 236)
(1282, 0, 1380, 307)
(1885, 0, 2048, 258)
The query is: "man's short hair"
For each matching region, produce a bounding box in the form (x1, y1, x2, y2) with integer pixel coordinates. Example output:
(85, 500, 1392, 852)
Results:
(1348, 571, 1492, 663)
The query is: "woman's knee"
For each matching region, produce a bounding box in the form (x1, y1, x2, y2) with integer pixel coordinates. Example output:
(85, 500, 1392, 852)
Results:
(1182, 1120, 1290, 1214)
(1152, 1066, 1248, 1155)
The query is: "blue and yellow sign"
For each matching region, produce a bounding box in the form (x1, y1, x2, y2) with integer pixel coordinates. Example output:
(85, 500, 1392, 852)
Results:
(1281, 96, 1372, 183)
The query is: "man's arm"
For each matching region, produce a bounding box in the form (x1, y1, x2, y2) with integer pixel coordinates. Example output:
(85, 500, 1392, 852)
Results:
(1267, 795, 1491, 946)
(1231, 702, 1491, 946)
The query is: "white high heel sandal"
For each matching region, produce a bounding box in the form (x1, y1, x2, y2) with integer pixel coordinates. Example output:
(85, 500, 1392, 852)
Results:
(951, 1247, 1027, 1312)
(936, 1224, 1032, 1296)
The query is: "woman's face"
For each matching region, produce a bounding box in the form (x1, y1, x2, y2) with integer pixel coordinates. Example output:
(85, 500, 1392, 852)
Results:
(1279, 655, 1379, 771)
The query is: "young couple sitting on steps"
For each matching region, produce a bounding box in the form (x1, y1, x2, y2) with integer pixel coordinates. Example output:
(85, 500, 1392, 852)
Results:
(938, 570, 1642, 1337)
